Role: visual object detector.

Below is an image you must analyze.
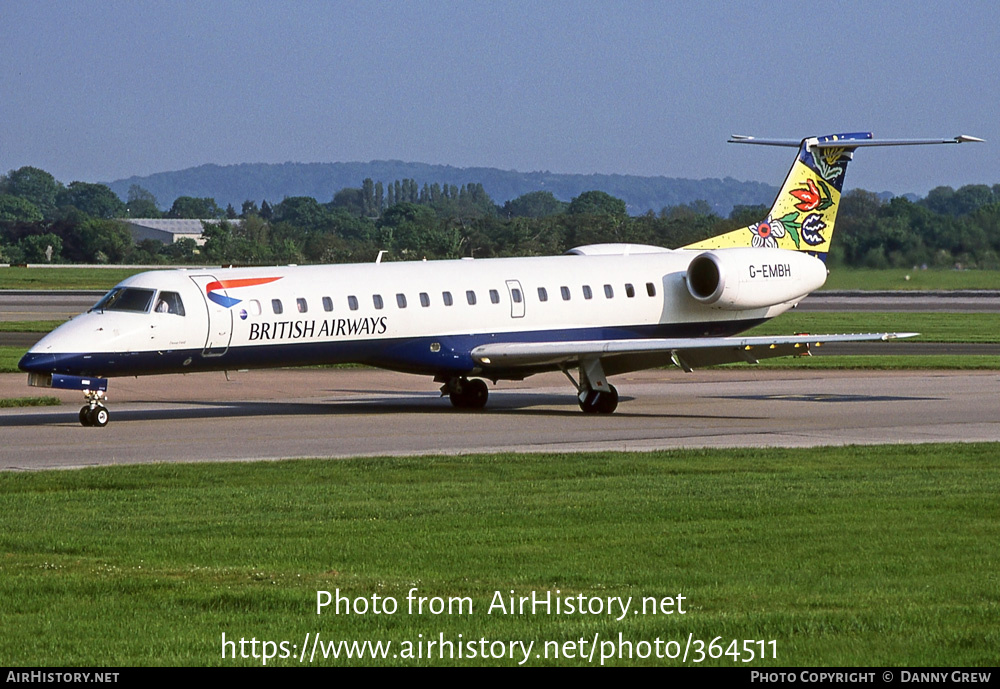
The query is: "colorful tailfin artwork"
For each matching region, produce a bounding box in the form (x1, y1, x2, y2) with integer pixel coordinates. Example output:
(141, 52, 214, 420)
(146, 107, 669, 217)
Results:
(683, 132, 984, 260)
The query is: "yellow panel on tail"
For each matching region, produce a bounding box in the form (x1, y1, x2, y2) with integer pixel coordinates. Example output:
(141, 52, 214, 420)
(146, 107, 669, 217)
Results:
(685, 158, 841, 254)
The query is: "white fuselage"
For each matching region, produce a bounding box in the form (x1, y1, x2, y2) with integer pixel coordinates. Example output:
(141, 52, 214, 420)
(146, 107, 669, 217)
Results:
(22, 246, 825, 381)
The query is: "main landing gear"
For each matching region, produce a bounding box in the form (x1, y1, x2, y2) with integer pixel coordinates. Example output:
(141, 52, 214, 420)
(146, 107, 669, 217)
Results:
(441, 377, 489, 409)
(564, 357, 619, 414)
(79, 390, 110, 427)
(578, 385, 619, 414)
(441, 358, 621, 414)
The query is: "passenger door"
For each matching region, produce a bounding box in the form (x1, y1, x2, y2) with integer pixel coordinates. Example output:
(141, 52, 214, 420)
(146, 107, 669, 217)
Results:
(188, 275, 233, 357)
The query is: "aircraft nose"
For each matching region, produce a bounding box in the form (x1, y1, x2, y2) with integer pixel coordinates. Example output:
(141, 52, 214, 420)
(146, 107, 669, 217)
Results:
(18, 351, 59, 373)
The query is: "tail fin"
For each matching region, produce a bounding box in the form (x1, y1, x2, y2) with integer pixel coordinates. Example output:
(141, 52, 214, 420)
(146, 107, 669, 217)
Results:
(684, 133, 983, 260)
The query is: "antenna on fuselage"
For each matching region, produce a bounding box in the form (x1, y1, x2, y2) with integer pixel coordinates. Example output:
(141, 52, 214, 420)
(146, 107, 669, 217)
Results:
(375, 250, 386, 264)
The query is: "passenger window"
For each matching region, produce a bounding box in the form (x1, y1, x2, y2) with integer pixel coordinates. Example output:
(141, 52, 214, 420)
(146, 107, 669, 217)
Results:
(272, 299, 283, 314)
(348, 296, 359, 311)
(420, 292, 430, 307)
(442, 291, 453, 306)
(646, 282, 656, 297)
(625, 283, 635, 298)
(155, 291, 186, 316)
(373, 294, 384, 310)
(296, 298, 308, 313)
(537, 287, 548, 302)
(489, 289, 500, 304)
(248, 299, 262, 316)
(604, 284, 614, 299)
(466, 290, 477, 305)
(560, 286, 570, 301)
(511, 288, 523, 303)
(322, 296, 333, 312)
(396, 293, 407, 308)
(583, 285, 593, 300)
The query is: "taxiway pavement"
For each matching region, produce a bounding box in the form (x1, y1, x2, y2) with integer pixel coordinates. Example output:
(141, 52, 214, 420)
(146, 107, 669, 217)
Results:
(2, 368, 997, 471)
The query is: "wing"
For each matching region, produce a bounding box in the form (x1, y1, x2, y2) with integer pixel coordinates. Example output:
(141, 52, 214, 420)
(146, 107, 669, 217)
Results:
(471, 332, 918, 374)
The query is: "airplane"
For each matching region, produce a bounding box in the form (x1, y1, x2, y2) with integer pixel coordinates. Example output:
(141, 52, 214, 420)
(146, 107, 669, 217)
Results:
(18, 132, 982, 426)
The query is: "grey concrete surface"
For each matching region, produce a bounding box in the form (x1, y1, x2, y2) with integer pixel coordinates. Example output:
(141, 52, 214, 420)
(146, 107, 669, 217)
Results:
(1, 368, 997, 471)
(799, 291, 1000, 313)
(0, 291, 100, 322)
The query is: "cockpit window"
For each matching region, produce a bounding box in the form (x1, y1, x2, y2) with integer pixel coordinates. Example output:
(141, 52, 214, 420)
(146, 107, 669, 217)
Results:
(91, 287, 156, 313)
(154, 291, 186, 316)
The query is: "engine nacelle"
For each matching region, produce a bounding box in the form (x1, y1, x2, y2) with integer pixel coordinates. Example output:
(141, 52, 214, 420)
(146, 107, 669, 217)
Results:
(685, 248, 827, 310)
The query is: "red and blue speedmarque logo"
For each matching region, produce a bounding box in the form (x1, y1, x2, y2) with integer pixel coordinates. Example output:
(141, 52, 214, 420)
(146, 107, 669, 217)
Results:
(206, 277, 282, 308)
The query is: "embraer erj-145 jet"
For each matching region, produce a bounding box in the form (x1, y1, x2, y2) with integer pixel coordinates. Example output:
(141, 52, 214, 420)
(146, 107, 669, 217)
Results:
(20, 132, 982, 426)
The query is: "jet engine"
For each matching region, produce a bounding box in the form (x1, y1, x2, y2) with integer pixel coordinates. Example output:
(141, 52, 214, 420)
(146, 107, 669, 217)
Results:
(685, 248, 827, 310)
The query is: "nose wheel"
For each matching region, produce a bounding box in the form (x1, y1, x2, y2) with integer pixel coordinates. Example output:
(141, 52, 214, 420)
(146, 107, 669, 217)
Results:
(79, 390, 110, 427)
(80, 404, 110, 427)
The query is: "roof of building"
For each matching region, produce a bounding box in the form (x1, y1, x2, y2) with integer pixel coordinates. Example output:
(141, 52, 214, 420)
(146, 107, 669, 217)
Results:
(122, 218, 237, 235)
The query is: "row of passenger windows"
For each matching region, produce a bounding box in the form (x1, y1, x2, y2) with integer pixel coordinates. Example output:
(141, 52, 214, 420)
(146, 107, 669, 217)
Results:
(254, 282, 658, 316)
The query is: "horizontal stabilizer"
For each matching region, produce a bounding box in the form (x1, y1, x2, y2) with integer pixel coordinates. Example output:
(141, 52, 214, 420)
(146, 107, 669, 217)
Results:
(730, 134, 983, 148)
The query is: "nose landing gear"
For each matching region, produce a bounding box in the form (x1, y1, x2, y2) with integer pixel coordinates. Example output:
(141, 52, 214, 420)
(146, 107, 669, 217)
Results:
(79, 390, 110, 427)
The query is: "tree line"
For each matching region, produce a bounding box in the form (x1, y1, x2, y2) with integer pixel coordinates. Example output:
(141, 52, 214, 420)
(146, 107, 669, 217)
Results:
(2, 165, 999, 269)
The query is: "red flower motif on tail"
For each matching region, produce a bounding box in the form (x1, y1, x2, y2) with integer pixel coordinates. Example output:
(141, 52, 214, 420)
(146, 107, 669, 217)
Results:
(790, 179, 821, 212)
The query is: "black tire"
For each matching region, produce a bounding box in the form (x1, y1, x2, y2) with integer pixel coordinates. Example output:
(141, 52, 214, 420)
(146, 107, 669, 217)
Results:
(579, 389, 602, 413)
(88, 405, 110, 427)
(579, 385, 619, 414)
(80, 406, 93, 427)
(449, 378, 489, 409)
(596, 385, 619, 414)
(464, 379, 489, 409)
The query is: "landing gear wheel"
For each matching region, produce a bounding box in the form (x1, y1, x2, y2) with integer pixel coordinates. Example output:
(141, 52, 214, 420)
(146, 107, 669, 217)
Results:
(449, 378, 489, 409)
(80, 405, 109, 427)
(579, 385, 619, 414)
(90, 405, 110, 427)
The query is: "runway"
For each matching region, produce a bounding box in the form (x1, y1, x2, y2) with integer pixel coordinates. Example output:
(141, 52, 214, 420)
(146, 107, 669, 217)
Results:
(0, 290, 99, 322)
(1, 368, 997, 471)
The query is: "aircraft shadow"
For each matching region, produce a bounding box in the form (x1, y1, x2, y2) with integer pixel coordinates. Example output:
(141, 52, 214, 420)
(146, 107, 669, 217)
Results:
(0, 393, 756, 426)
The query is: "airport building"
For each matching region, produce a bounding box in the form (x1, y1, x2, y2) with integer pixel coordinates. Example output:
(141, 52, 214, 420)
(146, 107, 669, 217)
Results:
(122, 218, 238, 246)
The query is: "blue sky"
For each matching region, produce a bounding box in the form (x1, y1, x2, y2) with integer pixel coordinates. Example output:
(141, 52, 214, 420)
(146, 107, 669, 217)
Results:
(2, 0, 997, 197)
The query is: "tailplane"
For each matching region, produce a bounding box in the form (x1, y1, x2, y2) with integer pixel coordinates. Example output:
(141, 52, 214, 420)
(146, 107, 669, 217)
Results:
(684, 133, 983, 260)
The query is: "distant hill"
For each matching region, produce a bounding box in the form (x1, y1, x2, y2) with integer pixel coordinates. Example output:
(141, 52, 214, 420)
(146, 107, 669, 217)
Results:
(107, 161, 779, 217)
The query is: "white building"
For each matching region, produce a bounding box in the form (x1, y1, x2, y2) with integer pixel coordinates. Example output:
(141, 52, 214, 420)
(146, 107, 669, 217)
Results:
(123, 219, 238, 246)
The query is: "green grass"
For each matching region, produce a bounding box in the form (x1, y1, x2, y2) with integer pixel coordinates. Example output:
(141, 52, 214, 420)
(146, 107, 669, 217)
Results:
(744, 355, 999, 370)
(0, 320, 66, 333)
(746, 312, 1000, 343)
(0, 445, 997, 666)
(822, 268, 1000, 291)
(1, 347, 26, 372)
(0, 396, 60, 407)
(0, 266, 142, 290)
